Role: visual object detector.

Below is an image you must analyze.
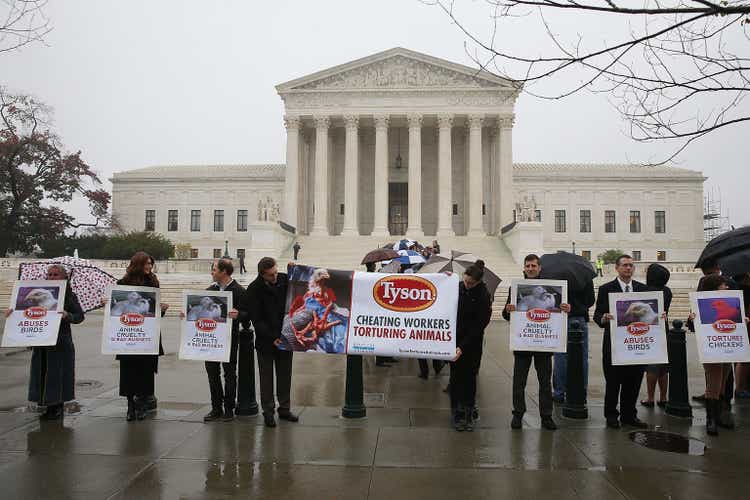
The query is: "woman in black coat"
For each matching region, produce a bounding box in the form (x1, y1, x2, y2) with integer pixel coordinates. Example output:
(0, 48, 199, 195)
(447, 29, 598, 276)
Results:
(450, 264, 492, 432)
(641, 263, 673, 408)
(113, 252, 168, 421)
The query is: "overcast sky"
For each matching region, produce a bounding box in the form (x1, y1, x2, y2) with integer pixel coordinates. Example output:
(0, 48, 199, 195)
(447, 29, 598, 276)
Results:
(3, 0, 747, 227)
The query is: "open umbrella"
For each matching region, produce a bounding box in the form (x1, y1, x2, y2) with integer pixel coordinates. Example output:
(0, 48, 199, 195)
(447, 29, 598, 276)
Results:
(418, 250, 502, 298)
(539, 251, 596, 292)
(393, 239, 416, 251)
(19, 257, 116, 312)
(696, 225, 750, 270)
(361, 248, 399, 265)
(382, 249, 426, 266)
(715, 247, 750, 277)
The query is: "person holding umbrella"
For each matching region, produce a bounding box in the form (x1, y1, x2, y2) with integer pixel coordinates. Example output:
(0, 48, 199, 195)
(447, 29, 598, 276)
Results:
(5, 264, 85, 420)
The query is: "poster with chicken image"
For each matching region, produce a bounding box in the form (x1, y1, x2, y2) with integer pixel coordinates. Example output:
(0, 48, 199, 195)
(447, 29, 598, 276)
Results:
(510, 279, 568, 352)
(179, 290, 233, 362)
(2, 280, 67, 347)
(689, 290, 750, 363)
(608, 291, 668, 365)
(101, 285, 161, 355)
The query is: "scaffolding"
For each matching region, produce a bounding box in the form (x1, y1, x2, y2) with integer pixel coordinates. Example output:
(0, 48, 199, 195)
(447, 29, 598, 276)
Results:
(704, 187, 730, 242)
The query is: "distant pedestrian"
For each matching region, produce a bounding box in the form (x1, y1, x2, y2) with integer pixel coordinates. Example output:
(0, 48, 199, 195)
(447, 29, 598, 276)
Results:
(293, 242, 301, 260)
(239, 255, 247, 274)
(596, 258, 604, 278)
(641, 264, 672, 409)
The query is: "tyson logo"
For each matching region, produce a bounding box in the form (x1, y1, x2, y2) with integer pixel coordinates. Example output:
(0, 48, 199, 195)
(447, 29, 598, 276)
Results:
(526, 308, 551, 322)
(120, 313, 145, 327)
(373, 275, 437, 312)
(196, 318, 218, 332)
(23, 306, 47, 319)
(627, 322, 651, 335)
(712, 319, 737, 333)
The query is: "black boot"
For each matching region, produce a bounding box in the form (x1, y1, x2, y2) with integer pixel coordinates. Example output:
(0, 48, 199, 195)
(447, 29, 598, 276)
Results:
(718, 397, 735, 429)
(134, 396, 146, 421)
(40, 404, 63, 421)
(126, 397, 136, 422)
(706, 399, 719, 436)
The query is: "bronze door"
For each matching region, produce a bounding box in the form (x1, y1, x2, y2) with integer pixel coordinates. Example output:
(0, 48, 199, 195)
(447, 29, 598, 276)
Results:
(389, 182, 408, 236)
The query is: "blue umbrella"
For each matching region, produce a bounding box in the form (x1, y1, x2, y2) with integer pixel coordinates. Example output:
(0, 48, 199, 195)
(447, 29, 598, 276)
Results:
(393, 239, 416, 251)
(382, 249, 426, 266)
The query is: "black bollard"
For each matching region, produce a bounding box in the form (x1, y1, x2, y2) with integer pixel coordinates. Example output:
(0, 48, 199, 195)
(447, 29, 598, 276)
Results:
(237, 328, 259, 414)
(563, 320, 588, 419)
(342, 354, 367, 418)
(666, 319, 693, 418)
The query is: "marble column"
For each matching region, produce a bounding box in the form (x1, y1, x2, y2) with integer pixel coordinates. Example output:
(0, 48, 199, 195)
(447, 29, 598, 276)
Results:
(436, 114, 454, 237)
(282, 115, 300, 231)
(341, 115, 359, 236)
(406, 113, 423, 238)
(311, 115, 330, 236)
(467, 114, 484, 236)
(372, 114, 390, 237)
(497, 114, 515, 232)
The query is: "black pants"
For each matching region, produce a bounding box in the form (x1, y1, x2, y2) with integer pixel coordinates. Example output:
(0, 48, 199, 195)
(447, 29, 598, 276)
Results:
(603, 336, 645, 422)
(236, 330, 258, 413)
(450, 347, 482, 409)
(418, 359, 445, 376)
(257, 348, 293, 415)
(512, 352, 553, 417)
(205, 331, 239, 411)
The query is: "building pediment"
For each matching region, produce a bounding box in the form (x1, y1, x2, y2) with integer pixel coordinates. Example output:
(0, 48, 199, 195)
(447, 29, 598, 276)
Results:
(276, 47, 518, 93)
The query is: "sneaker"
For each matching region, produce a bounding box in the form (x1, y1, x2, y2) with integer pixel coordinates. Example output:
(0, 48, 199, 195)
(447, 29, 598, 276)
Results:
(511, 414, 523, 429)
(541, 416, 557, 431)
(464, 413, 475, 432)
(452, 409, 467, 431)
(263, 413, 277, 427)
(278, 410, 299, 422)
(203, 408, 223, 422)
(222, 408, 235, 422)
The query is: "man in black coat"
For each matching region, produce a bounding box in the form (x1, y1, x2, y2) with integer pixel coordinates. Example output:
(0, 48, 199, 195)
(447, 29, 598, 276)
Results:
(246, 257, 299, 427)
(593, 254, 649, 429)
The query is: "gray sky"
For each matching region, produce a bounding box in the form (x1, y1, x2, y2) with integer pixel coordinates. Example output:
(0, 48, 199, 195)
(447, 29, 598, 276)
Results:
(3, 0, 748, 226)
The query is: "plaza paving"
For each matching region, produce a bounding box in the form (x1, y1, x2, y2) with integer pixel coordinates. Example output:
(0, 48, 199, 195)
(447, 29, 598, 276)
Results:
(0, 317, 748, 499)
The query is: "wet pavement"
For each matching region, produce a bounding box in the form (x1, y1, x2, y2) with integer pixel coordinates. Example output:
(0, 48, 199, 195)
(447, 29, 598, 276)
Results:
(1, 317, 749, 499)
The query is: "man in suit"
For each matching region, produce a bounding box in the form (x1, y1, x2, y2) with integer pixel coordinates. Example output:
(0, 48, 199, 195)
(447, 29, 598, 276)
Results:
(593, 254, 649, 429)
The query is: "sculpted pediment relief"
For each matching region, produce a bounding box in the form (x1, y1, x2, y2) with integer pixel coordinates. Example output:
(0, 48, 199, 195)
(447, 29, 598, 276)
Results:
(293, 55, 506, 90)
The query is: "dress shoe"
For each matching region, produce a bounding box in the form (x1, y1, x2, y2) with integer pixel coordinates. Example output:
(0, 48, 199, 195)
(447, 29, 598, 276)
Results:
(203, 408, 223, 422)
(222, 408, 235, 422)
(621, 418, 648, 429)
(541, 416, 558, 431)
(40, 404, 63, 421)
(511, 414, 523, 429)
(278, 410, 299, 422)
(263, 413, 277, 427)
(606, 419, 621, 429)
(136, 395, 157, 413)
(236, 407, 259, 417)
(418, 372, 428, 380)
(472, 407, 480, 422)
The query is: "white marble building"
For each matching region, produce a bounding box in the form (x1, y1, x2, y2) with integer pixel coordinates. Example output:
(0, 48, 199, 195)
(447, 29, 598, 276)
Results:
(111, 48, 706, 264)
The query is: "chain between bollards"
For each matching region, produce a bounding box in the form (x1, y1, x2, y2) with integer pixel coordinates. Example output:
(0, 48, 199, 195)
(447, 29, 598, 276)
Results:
(342, 354, 367, 419)
(665, 319, 693, 418)
(563, 320, 588, 419)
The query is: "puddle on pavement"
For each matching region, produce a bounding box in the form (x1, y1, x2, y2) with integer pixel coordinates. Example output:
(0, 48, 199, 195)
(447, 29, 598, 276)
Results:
(629, 430, 705, 456)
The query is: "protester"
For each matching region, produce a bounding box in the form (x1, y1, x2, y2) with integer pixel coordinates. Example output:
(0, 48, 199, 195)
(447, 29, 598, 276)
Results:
(293, 242, 301, 260)
(111, 252, 168, 421)
(450, 264, 492, 431)
(688, 274, 749, 435)
(594, 254, 649, 429)
(503, 254, 569, 430)
(247, 257, 299, 427)
(596, 257, 604, 278)
(4, 265, 84, 420)
(641, 263, 673, 409)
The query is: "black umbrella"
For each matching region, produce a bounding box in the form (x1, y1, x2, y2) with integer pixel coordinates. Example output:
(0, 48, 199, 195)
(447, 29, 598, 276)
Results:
(361, 248, 399, 265)
(716, 247, 750, 277)
(696, 226, 750, 269)
(539, 251, 596, 292)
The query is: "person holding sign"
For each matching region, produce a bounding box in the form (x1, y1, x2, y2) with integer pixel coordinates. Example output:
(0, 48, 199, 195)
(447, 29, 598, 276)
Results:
(594, 254, 649, 429)
(503, 254, 570, 431)
(4, 265, 84, 420)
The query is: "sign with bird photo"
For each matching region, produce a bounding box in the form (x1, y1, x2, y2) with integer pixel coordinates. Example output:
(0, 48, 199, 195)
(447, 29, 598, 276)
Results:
(2, 280, 67, 347)
(101, 285, 161, 355)
(689, 290, 750, 363)
(509, 279, 568, 352)
(608, 291, 668, 365)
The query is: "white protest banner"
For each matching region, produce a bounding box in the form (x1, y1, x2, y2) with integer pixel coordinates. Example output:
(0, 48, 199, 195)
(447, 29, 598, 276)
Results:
(179, 290, 233, 362)
(347, 271, 458, 360)
(689, 290, 750, 363)
(102, 285, 161, 355)
(2, 280, 66, 347)
(608, 291, 667, 365)
(509, 279, 568, 352)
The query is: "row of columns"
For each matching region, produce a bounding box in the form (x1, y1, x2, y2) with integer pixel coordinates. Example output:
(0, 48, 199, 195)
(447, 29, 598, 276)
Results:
(282, 113, 515, 237)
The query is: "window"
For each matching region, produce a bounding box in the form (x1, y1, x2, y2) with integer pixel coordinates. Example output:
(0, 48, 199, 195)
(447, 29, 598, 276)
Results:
(213, 210, 224, 232)
(190, 210, 201, 231)
(190, 248, 199, 258)
(630, 210, 641, 233)
(604, 210, 616, 233)
(534, 209, 542, 222)
(655, 211, 666, 233)
(632, 250, 642, 261)
(579, 209, 591, 233)
(237, 210, 248, 232)
(554, 210, 566, 233)
(167, 210, 178, 231)
(144, 210, 155, 232)
(452, 203, 458, 216)
(340, 204, 345, 216)
(581, 250, 592, 261)
(657, 250, 667, 261)
(213, 248, 222, 258)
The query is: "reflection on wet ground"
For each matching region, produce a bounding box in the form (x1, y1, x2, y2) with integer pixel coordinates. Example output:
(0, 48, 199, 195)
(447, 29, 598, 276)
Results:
(1, 320, 749, 499)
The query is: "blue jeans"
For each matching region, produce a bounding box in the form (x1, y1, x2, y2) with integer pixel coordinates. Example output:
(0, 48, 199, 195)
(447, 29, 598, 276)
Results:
(553, 317, 589, 400)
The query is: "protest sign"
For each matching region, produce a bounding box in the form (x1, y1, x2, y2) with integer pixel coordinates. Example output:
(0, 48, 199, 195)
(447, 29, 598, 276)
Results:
(689, 290, 750, 363)
(2, 280, 66, 347)
(608, 291, 668, 365)
(509, 279, 568, 352)
(178, 290, 233, 362)
(101, 285, 161, 355)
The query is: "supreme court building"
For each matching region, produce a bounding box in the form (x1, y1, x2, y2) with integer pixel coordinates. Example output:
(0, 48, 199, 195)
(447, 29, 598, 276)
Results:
(112, 48, 706, 265)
